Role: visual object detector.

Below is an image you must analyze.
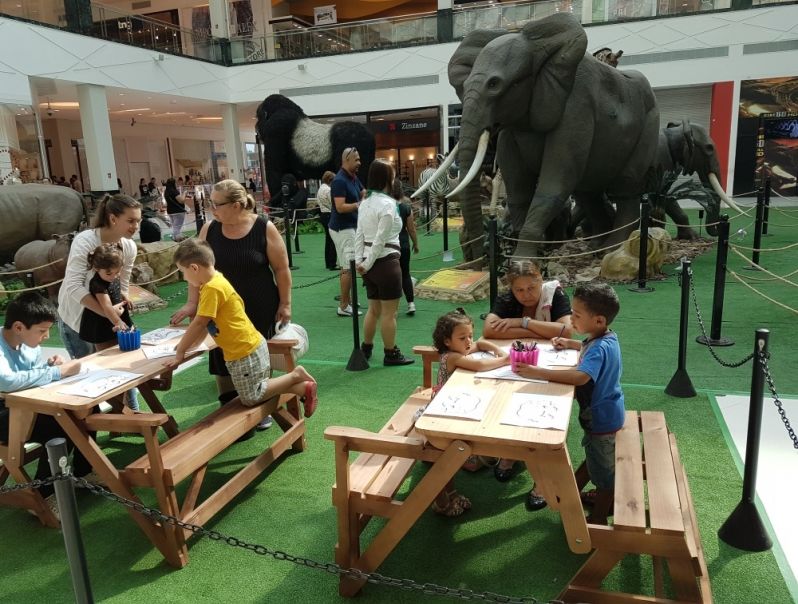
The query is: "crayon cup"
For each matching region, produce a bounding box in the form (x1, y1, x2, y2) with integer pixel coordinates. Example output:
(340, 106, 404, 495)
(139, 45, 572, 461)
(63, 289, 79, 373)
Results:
(117, 329, 141, 351)
(510, 348, 519, 372)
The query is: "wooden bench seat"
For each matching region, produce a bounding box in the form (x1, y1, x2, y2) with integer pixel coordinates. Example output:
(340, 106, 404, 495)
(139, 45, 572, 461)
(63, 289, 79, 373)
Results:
(560, 410, 712, 604)
(325, 390, 443, 596)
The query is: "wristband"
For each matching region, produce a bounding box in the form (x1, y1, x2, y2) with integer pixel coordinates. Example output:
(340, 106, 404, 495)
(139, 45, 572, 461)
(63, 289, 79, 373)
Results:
(521, 316, 530, 330)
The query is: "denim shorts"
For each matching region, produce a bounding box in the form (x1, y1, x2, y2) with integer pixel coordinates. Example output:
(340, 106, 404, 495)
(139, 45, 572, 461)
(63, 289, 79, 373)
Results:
(582, 432, 616, 490)
(58, 318, 95, 359)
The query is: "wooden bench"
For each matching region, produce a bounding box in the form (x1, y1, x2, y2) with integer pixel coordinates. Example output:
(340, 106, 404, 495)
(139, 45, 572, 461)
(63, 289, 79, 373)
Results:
(0, 442, 59, 526)
(560, 410, 712, 603)
(325, 389, 445, 597)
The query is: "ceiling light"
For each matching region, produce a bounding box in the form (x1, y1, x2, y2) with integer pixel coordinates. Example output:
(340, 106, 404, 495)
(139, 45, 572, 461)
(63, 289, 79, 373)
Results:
(40, 101, 79, 109)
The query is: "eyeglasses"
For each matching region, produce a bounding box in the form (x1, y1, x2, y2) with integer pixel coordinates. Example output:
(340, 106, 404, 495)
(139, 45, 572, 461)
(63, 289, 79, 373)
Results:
(205, 199, 232, 210)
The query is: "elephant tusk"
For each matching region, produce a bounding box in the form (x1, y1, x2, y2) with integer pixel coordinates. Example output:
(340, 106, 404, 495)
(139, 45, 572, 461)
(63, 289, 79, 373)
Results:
(489, 169, 503, 215)
(448, 130, 490, 199)
(708, 172, 743, 214)
(412, 143, 459, 198)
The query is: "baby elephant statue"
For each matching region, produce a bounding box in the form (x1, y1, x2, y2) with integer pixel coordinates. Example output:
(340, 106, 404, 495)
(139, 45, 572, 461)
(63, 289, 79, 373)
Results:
(13, 233, 75, 299)
(600, 227, 672, 281)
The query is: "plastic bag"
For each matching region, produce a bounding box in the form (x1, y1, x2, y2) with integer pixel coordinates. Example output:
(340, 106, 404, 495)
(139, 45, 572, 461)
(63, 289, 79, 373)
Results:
(269, 322, 309, 372)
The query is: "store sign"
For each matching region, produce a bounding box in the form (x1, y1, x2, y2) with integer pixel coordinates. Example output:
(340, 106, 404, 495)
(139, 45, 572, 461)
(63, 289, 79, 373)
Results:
(314, 5, 337, 25)
(372, 118, 440, 133)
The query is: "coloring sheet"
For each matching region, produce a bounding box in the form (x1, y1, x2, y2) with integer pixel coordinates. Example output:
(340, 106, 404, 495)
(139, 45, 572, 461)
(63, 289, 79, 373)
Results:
(535, 344, 579, 368)
(474, 365, 547, 384)
(141, 342, 208, 360)
(500, 392, 571, 430)
(57, 370, 141, 398)
(140, 327, 185, 346)
(422, 388, 492, 421)
(50, 363, 103, 385)
(467, 350, 497, 360)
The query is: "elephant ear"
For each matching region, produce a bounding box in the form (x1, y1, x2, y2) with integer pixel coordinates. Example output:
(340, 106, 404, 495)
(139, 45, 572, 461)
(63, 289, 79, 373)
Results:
(448, 29, 507, 101)
(521, 14, 587, 131)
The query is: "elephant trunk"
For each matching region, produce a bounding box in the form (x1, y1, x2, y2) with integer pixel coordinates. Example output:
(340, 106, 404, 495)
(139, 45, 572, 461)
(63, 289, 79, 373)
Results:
(454, 118, 492, 264)
(447, 130, 490, 199)
(708, 172, 743, 214)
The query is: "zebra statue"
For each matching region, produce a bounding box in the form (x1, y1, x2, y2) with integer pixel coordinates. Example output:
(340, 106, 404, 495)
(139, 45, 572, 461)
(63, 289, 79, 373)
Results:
(416, 153, 458, 222)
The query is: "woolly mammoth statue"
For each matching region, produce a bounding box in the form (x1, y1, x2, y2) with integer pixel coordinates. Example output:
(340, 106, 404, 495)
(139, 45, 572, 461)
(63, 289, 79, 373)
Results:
(418, 14, 660, 262)
(0, 184, 88, 262)
(654, 120, 742, 239)
(255, 94, 375, 201)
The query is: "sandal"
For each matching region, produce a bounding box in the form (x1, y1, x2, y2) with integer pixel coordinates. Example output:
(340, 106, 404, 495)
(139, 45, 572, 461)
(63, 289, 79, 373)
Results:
(431, 490, 471, 517)
(302, 381, 318, 418)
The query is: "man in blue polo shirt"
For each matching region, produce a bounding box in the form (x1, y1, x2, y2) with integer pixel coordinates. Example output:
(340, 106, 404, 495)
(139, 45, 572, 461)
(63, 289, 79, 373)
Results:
(329, 147, 365, 316)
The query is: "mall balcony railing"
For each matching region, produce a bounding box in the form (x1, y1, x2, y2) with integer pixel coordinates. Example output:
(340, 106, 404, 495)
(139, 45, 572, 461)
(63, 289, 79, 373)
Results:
(0, 0, 793, 66)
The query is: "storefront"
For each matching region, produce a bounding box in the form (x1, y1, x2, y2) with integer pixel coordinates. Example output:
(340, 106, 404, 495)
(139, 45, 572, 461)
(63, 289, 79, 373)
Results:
(0, 104, 44, 184)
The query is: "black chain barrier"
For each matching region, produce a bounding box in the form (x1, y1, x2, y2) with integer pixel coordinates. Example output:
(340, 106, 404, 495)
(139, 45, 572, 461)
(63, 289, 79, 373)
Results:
(0, 476, 562, 603)
(688, 274, 754, 368)
(758, 351, 798, 450)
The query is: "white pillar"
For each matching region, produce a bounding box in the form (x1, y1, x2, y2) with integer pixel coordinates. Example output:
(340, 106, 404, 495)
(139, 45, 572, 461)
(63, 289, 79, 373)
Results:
(77, 83, 116, 192)
(440, 104, 450, 154)
(222, 103, 245, 184)
(29, 78, 50, 180)
(209, 0, 230, 38)
(581, 0, 594, 24)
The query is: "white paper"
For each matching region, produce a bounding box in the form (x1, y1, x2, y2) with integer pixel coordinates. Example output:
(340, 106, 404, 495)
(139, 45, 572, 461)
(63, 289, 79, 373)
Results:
(500, 392, 571, 430)
(57, 369, 141, 398)
(474, 365, 547, 384)
(422, 388, 492, 421)
(140, 327, 185, 346)
(50, 362, 103, 385)
(141, 342, 208, 360)
(535, 344, 579, 368)
(467, 350, 496, 360)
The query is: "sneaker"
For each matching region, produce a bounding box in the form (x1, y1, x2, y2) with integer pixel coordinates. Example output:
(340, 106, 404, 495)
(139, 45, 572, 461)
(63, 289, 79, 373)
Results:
(256, 416, 273, 431)
(406, 302, 416, 316)
(337, 304, 362, 317)
(361, 342, 373, 360)
(384, 346, 415, 367)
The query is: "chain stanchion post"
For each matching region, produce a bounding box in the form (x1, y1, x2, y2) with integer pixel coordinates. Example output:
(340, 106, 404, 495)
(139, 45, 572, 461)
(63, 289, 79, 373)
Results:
(424, 195, 432, 236)
(283, 211, 298, 270)
(743, 187, 764, 271)
(696, 214, 734, 347)
(762, 177, 771, 236)
(629, 194, 654, 293)
(665, 258, 696, 398)
(346, 259, 368, 371)
(292, 210, 304, 254)
(698, 208, 704, 237)
(46, 439, 94, 604)
(442, 197, 453, 262)
(489, 216, 498, 309)
(718, 329, 773, 552)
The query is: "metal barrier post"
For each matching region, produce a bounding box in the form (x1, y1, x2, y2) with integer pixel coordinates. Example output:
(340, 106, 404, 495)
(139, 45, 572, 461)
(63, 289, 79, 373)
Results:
(292, 210, 304, 254)
(284, 211, 298, 270)
(424, 195, 432, 236)
(762, 177, 771, 236)
(665, 258, 696, 398)
(629, 195, 654, 293)
(488, 216, 498, 311)
(442, 197, 453, 262)
(696, 215, 734, 347)
(46, 438, 94, 604)
(718, 329, 773, 552)
(743, 187, 765, 271)
(346, 259, 369, 371)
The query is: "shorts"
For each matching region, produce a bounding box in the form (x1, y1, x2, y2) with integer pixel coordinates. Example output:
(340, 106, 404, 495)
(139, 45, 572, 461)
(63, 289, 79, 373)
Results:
(226, 338, 271, 407)
(362, 253, 402, 300)
(329, 228, 355, 269)
(582, 432, 616, 490)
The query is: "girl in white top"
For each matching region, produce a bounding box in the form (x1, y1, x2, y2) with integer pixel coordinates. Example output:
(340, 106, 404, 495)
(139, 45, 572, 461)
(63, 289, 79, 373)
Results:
(58, 194, 141, 362)
(354, 160, 414, 366)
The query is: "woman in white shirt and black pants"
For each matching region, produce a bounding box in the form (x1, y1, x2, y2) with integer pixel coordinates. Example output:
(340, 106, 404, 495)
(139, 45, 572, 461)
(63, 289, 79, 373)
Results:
(354, 160, 414, 367)
(317, 171, 338, 270)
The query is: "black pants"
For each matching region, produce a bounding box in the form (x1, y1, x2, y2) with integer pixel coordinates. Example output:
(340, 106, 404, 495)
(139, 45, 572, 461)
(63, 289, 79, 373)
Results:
(320, 213, 337, 269)
(0, 413, 92, 497)
(400, 245, 414, 303)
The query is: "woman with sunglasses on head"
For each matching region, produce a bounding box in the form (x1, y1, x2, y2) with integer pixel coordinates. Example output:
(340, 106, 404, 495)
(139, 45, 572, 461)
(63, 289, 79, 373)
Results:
(482, 260, 573, 510)
(170, 179, 291, 431)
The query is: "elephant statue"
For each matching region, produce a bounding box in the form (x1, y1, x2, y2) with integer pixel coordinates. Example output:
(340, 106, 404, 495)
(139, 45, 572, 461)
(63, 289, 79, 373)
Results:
(0, 184, 88, 262)
(13, 233, 74, 299)
(255, 94, 376, 202)
(417, 14, 661, 262)
(653, 120, 743, 239)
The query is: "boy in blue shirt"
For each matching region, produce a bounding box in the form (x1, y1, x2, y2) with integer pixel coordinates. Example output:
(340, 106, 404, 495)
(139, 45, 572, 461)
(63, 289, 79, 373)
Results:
(0, 293, 88, 518)
(516, 282, 624, 524)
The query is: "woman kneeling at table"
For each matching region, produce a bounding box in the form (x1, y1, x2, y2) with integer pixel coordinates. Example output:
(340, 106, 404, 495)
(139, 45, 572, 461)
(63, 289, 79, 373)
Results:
(482, 260, 573, 511)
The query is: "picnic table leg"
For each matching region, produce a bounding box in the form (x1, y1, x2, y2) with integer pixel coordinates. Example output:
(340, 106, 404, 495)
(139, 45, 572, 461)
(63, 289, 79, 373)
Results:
(54, 410, 184, 567)
(520, 448, 559, 512)
(535, 446, 590, 554)
(339, 440, 472, 597)
(560, 548, 626, 600)
(137, 383, 179, 438)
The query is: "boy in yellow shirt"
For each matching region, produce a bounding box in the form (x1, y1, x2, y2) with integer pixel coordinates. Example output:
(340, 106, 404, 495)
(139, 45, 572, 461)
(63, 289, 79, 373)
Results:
(166, 239, 317, 416)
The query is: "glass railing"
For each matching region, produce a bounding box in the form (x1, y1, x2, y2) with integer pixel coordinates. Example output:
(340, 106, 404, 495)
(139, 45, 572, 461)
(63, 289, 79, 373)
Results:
(229, 12, 438, 64)
(453, 0, 584, 37)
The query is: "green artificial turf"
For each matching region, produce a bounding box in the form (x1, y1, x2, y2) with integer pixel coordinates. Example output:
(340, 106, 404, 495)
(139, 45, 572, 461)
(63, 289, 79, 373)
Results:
(1, 206, 797, 603)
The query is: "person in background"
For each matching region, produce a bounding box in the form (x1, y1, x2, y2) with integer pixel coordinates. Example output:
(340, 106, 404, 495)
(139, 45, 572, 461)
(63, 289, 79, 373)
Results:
(392, 178, 419, 316)
(138, 178, 148, 198)
(317, 171, 338, 271)
(0, 293, 95, 519)
(354, 160, 414, 366)
(330, 147, 364, 317)
(147, 177, 157, 194)
(249, 177, 257, 194)
(117, 178, 123, 193)
(69, 175, 82, 192)
(164, 178, 188, 242)
(170, 179, 292, 432)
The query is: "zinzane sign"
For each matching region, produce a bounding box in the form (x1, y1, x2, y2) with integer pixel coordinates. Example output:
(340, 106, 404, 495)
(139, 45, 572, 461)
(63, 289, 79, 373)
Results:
(314, 5, 337, 25)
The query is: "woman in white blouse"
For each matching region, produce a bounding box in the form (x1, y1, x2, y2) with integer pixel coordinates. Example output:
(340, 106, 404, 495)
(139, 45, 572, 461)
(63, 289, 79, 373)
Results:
(354, 161, 414, 367)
